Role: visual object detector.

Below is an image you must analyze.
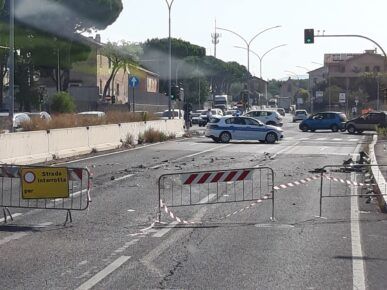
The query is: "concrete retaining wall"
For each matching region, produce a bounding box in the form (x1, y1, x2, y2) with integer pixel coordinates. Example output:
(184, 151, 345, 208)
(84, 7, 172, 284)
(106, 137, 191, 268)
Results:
(0, 119, 184, 165)
(369, 135, 387, 212)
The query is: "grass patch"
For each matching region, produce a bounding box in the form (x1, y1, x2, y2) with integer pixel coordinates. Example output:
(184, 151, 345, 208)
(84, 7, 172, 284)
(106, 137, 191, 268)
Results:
(122, 133, 135, 148)
(20, 111, 158, 131)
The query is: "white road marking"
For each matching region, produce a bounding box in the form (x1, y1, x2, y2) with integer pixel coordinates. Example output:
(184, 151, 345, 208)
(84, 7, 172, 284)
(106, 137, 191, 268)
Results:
(127, 209, 136, 212)
(0, 232, 29, 246)
(269, 141, 300, 159)
(172, 144, 229, 162)
(114, 174, 134, 182)
(152, 221, 179, 238)
(0, 212, 22, 223)
(75, 256, 131, 290)
(153, 193, 216, 238)
(349, 138, 360, 142)
(316, 138, 327, 141)
(332, 138, 342, 141)
(350, 144, 366, 290)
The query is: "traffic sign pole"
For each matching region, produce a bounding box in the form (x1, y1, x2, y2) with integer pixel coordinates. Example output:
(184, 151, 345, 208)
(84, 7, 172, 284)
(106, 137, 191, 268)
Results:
(132, 87, 135, 113)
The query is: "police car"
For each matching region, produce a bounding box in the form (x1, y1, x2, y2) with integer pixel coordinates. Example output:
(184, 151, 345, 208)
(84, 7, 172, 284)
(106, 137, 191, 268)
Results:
(205, 116, 283, 143)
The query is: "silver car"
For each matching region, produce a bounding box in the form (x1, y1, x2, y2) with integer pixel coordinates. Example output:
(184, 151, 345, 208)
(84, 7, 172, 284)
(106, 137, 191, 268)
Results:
(205, 116, 283, 144)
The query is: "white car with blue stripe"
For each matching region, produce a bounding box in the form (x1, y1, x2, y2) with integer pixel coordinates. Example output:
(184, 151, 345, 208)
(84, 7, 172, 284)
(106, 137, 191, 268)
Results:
(205, 116, 283, 143)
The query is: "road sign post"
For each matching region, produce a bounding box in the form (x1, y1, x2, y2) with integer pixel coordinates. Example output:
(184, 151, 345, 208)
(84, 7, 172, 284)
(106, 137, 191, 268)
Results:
(129, 76, 140, 113)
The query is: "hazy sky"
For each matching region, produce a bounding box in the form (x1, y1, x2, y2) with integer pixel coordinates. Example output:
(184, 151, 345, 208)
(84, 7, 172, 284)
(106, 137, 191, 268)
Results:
(98, 0, 387, 80)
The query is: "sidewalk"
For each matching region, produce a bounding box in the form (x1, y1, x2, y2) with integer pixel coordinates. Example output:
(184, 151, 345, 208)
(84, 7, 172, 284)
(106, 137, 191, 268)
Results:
(370, 135, 387, 212)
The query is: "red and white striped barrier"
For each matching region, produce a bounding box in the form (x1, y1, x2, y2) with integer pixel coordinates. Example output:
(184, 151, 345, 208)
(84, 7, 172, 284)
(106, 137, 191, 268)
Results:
(181, 169, 253, 185)
(160, 173, 374, 225)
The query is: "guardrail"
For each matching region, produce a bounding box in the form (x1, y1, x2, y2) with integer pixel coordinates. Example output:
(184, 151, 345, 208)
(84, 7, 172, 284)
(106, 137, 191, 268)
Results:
(0, 164, 92, 225)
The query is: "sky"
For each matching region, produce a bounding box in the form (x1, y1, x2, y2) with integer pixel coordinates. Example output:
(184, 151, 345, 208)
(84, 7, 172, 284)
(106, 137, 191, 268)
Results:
(96, 0, 387, 81)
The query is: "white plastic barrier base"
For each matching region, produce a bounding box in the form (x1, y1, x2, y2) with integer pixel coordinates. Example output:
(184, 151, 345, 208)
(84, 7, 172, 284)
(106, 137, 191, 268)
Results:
(369, 135, 387, 211)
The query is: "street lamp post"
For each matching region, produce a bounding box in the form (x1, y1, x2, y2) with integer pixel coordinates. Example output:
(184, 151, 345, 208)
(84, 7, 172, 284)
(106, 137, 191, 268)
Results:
(217, 25, 281, 74)
(165, 0, 175, 119)
(234, 44, 287, 107)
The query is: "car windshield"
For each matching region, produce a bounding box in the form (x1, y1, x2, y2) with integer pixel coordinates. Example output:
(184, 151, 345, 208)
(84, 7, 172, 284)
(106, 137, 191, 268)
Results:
(2, 2, 386, 290)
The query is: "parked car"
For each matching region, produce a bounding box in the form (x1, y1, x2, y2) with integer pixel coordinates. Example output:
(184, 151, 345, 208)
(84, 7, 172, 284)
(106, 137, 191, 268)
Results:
(292, 110, 308, 122)
(277, 108, 285, 116)
(345, 111, 387, 134)
(77, 111, 106, 118)
(243, 110, 283, 126)
(205, 116, 283, 144)
(27, 111, 52, 122)
(299, 112, 348, 132)
(191, 110, 206, 125)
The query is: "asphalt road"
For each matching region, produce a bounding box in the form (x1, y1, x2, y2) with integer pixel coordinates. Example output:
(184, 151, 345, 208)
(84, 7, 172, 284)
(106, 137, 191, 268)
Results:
(1, 114, 386, 290)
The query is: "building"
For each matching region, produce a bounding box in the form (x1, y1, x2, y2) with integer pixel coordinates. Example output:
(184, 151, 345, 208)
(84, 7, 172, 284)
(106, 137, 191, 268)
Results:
(37, 34, 167, 112)
(308, 49, 387, 110)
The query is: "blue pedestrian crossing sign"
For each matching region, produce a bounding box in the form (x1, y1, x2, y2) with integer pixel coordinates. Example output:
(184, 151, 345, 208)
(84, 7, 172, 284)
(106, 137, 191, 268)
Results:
(129, 76, 140, 88)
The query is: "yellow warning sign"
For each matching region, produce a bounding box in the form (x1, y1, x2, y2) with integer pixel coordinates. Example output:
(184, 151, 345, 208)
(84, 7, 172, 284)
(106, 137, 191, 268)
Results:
(21, 167, 69, 199)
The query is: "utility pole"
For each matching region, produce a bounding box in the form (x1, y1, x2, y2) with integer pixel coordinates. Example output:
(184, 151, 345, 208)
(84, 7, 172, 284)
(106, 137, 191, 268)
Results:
(8, 0, 14, 131)
(211, 19, 220, 58)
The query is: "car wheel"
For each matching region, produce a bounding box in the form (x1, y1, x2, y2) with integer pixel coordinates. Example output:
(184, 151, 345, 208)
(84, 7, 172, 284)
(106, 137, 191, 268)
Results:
(265, 132, 277, 144)
(300, 124, 309, 132)
(219, 132, 231, 143)
(347, 125, 356, 134)
(331, 124, 339, 132)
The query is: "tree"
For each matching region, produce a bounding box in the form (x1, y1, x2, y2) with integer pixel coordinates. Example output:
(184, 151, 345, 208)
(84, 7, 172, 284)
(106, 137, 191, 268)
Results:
(0, 0, 123, 108)
(50, 91, 75, 113)
(101, 41, 142, 98)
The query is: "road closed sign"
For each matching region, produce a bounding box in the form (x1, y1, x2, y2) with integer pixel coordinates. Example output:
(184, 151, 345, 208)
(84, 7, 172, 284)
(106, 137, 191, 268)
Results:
(21, 167, 69, 199)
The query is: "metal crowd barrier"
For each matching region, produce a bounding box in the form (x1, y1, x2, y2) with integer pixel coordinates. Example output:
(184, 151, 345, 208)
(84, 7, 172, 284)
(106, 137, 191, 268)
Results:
(0, 164, 92, 225)
(318, 164, 387, 217)
(158, 166, 275, 222)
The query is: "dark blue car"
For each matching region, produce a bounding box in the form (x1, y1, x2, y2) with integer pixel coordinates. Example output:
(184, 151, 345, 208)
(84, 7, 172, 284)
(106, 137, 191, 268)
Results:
(299, 112, 348, 132)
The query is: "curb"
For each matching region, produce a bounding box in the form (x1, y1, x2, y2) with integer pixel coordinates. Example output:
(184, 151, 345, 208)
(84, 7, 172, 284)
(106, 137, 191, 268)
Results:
(369, 134, 387, 213)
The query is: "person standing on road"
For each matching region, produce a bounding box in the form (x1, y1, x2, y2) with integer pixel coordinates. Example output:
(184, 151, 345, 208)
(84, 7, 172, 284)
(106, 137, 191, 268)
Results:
(206, 108, 212, 123)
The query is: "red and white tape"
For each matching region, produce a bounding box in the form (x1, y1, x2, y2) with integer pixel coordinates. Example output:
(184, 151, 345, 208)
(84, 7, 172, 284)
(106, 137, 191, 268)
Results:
(273, 175, 320, 190)
(159, 173, 374, 224)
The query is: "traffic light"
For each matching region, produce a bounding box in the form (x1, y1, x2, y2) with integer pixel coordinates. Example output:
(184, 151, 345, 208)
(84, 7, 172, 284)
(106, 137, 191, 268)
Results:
(304, 29, 314, 44)
(171, 85, 180, 101)
(111, 95, 116, 104)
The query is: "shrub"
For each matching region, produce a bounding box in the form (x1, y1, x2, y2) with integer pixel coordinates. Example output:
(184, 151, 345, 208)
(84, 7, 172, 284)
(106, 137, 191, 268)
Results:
(142, 128, 176, 143)
(122, 133, 135, 148)
(377, 125, 387, 138)
(50, 92, 76, 113)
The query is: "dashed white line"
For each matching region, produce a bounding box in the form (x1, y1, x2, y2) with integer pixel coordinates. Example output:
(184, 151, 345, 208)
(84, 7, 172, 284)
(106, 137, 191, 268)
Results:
(114, 174, 134, 182)
(0, 212, 22, 223)
(75, 256, 131, 290)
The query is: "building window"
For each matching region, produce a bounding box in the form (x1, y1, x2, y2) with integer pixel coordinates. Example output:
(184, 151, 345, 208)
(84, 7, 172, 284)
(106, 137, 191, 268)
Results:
(99, 80, 103, 95)
(374, 66, 380, 72)
(116, 83, 120, 95)
(365, 66, 370, 72)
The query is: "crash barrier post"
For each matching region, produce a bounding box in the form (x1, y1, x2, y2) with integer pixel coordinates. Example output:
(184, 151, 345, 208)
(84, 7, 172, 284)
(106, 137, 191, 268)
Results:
(0, 164, 91, 225)
(318, 164, 387, 217)
(158, 167, 275, 223)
